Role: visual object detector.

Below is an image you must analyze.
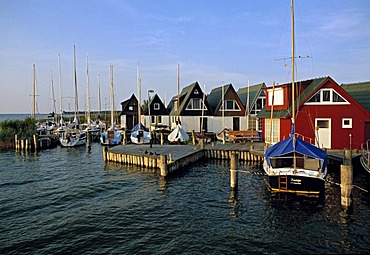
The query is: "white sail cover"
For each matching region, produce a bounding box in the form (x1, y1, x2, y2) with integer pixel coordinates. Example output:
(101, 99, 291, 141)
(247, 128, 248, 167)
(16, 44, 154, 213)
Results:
(168, 125, 189, 143)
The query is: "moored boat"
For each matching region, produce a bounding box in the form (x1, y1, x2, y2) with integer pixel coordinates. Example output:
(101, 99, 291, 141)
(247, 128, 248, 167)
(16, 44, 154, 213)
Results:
(168, 124, 189, 144)
(60, 128, 86, 147)
(130, 123, 150, 144)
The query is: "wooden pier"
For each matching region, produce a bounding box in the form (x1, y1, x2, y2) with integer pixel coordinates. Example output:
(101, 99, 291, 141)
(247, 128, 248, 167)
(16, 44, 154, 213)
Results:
(103, 142, 265, 176)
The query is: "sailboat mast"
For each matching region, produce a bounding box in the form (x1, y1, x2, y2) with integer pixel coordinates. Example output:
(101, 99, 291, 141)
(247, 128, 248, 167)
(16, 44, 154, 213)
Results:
(31, 64, 36, 118)
(58, 54, 63, 123)
(110, 64, 114, 127)
(291, 0, 295, 125)
(73, 45, 79, 120)
(98, 74, 101, 116)
(246, 80, 250, 130)
(50, 70, 56, 116)
(177, 64, 180, 123)
(137, 64, 141, 124)
(291, 0, 297, 172)
(86, 55, 91, 125)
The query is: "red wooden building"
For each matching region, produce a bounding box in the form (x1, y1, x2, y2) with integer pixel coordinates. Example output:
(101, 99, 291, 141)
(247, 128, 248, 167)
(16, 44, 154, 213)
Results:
(258, 76, 370, 150)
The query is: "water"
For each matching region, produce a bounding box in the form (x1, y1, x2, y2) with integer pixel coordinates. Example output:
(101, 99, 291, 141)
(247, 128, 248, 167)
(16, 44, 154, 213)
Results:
(0, 144, 369, 254)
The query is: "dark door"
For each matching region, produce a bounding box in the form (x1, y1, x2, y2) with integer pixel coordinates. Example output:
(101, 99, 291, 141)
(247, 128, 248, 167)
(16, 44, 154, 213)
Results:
(365, 122, 370, 143)
(200, 117, 208, 133)
(233, 117, 240, 131)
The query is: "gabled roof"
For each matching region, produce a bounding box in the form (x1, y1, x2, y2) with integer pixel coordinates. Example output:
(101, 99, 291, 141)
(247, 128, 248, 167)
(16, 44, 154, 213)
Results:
(120, 94, 141, 115)
(341, 81, 370, 113)
(207, 83, 246, 115)
(121, 94, 138, 110)
(257, 77, 329, 118)
(142, 94, 168, 115)
(237, 83, 266, 110)
(168, 81, 212, 116)
(207, 84, 232, 112)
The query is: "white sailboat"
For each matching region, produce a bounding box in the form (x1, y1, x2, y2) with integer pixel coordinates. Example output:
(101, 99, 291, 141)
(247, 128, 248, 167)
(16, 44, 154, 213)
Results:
(60, 45, 87, 147)
(263, 0, 328, 196)
(168, 64, 189, 144)
(100, 64, 122, 146)
(130, 64, 150, 144)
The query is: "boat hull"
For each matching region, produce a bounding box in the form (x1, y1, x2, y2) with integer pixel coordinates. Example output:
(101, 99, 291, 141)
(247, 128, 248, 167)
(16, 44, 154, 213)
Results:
(60, 136, 86, 147)
(265, 174, 325, 196)
(130, 131, 150, 144)
(59, 129, 87, 147)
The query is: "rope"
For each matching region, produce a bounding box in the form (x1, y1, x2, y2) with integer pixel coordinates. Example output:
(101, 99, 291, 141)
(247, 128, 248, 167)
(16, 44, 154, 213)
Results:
(326, 179, 368, 193)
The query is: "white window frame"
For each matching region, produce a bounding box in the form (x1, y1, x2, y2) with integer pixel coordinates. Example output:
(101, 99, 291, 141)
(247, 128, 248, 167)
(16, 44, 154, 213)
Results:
(221, 100, 240, 111)
(305, 88, 349, 105)
(267, 87, 284, 106)
(154, 103, 160, 110)
(342, 118, 352, 129)
(186, 98, 206, 110)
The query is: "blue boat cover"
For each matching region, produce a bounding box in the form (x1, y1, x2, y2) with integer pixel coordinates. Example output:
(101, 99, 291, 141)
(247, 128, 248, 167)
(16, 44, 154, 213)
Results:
(130, 123, 149, 132)
(264, 134, 328, 170)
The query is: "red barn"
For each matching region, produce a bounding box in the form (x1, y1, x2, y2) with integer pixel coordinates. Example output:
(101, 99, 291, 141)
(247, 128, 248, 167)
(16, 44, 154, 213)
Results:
(258, 76, 370, 150)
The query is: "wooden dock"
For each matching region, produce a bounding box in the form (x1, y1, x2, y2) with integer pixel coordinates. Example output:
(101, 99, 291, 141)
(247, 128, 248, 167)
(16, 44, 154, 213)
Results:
(103, 142, 265, 176)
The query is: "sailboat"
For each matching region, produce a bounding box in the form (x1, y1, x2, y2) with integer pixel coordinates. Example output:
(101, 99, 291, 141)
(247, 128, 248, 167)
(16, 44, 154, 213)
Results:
(130, 64, 150, 144)
(60, 45, 87, 147)
(360, 139, 370, 174)
(168, 64, 189, 144)
(100, 64, 122, 146)
(263, 0, 328, 196)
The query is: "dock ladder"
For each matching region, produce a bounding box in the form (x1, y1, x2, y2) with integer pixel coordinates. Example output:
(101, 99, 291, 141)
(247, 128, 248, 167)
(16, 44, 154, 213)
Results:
(278, 174, 288, 190)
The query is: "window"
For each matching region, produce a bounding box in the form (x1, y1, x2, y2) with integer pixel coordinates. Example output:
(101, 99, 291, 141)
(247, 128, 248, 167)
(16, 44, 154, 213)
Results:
(306, 89, 348, 105)
(186, 98, 206, 110)
(342, 118, 352, 128)
(250, 97, 266, 115)
(267, 88, 284, 106)
(265, 118, 280, 144)
(128, 106, 134, 111)
(154, 103, 160, 110)
(222, 100, 240, 111)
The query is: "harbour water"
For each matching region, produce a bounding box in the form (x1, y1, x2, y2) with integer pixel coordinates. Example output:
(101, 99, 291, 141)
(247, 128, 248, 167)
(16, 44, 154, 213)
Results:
(0, 143, 369, 254)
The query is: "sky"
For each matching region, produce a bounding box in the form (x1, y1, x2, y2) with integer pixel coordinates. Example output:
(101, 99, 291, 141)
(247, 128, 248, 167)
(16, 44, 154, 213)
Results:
(1, 0, 370, 114)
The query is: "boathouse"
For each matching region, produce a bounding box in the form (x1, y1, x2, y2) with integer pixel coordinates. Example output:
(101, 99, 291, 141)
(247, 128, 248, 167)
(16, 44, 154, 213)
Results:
(237, 82, 266, 131)
(167, 82, 213, 132)
(341, 81, 370, 143)
(142, 93, 169, 129)
(207, 83, 246, 132)
(258, 76, 370, 150)
(120, 94, 140, 130)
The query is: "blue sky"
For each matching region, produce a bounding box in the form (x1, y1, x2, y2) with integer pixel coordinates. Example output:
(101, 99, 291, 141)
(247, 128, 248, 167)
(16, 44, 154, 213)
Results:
(1, 0, 370, 113)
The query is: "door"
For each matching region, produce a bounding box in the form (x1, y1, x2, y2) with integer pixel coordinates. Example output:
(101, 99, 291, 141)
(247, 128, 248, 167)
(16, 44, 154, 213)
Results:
(233, 117, 240, 131)
(315, 118, 331, 149)
(200, 117, 208, 133)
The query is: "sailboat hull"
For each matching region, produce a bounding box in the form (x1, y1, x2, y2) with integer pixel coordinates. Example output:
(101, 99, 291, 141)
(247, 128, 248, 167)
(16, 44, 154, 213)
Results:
(265, 174, 325, 195)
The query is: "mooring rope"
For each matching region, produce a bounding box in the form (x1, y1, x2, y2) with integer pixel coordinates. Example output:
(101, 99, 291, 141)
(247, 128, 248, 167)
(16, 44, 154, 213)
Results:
(326, 179, 368, 193)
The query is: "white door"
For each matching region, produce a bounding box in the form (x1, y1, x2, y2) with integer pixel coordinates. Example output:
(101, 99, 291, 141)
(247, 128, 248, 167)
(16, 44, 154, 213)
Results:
(315, 118, 331, 149)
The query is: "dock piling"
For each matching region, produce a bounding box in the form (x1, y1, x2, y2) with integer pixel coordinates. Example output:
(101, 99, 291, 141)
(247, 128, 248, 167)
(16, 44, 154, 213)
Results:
(341, 148, 353, 211)
(160, 154, 168, 177)
(230, 152, 239, 191)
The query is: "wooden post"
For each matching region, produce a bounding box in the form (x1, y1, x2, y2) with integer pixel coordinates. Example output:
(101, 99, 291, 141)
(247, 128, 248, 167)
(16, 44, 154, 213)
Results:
(223, 129, 226, 144)
(33, 134, 37, 151)
(160, 154, 168, 177)
(86, 132, 91, 148)
(102, 146, 108, 162)
(192, 130, 196, 145)
(341, 149, 353, 211)
(160, 133, 164, 145)
(230, 152, 239, 191)
(15, 135, 18, 150)
(199, 138, 204, 149)
(122, 130, 127, 145)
